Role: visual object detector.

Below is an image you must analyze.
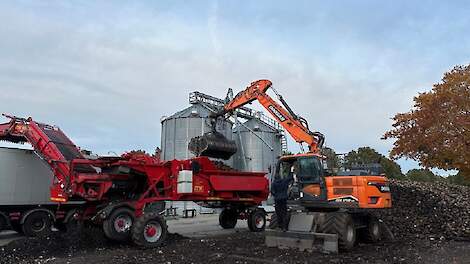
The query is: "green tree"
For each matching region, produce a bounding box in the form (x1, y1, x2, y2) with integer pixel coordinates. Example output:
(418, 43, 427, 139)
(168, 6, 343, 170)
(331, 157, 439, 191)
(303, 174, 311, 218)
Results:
(321, 147, 340, 173)
(344, 147, 404, 179)
(447, 172, 470, 186)
(406, 169, 440, 182)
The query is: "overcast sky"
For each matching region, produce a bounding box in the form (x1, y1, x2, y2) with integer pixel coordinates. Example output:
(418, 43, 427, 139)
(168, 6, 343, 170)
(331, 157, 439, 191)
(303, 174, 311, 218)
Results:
(1, 1, 469, 174)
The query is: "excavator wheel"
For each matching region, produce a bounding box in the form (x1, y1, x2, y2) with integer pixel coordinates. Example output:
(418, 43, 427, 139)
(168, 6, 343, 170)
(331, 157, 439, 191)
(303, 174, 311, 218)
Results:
(103, 207, 135, 242)
(268, 213, 278, 229)
(247, 209, 266, 232)
(359, 216, 382, 242)
(319, 212, 356, 251)
(131, 213, 168, 248)
(268, 212, 292, 230)
(219, 208, 238, 229)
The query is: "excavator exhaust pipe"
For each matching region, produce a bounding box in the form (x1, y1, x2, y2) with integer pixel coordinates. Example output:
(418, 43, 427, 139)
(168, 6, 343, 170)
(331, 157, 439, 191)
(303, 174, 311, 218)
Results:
(188, 131, 237, 160)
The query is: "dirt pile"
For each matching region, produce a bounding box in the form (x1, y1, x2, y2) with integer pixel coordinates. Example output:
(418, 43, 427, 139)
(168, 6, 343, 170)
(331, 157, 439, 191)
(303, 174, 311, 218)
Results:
(376, 180, 470, 240)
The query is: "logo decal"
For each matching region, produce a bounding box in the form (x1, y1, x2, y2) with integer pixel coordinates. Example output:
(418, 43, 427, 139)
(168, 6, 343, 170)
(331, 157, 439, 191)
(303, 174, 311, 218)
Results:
(328, 195, 359, 203)
(268, 105, 286, 122)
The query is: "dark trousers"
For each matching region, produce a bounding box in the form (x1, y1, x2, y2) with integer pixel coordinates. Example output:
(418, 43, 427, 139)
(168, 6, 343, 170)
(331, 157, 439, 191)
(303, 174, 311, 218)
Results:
(274, 199, 288, 230)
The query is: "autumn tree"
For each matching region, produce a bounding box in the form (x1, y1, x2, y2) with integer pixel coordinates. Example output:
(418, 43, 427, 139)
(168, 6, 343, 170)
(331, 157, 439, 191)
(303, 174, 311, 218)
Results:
(383, 65, 470, 181)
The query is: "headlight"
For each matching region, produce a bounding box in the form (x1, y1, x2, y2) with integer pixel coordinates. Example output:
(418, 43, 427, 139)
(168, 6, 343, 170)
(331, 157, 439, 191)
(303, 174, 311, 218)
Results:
(368, 182, 390, 193)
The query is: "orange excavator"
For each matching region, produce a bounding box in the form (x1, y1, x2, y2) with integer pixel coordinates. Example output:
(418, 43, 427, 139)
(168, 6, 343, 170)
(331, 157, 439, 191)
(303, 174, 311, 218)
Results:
(190, 79, 392, 251)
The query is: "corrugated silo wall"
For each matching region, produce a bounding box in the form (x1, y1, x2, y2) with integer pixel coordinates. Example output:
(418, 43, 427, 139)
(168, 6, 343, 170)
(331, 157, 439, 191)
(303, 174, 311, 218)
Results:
(232, 119, 282, 206)
(233, 119, 282, 181)
(160, 104, 233, 214)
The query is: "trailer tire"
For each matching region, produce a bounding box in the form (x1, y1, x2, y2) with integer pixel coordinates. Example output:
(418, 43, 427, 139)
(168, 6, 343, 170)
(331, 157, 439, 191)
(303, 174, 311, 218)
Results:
(248, 209, 266, 232)
(320, 212, 356, 251)
(22, 211, 53, 237)
(219, 209, 237, 229)
(103, 207, 135, 242)
(131, 213, 168, 248)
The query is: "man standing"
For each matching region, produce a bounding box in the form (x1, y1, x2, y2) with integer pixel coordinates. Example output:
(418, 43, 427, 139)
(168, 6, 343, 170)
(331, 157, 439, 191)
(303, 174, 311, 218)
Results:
(271, 164, 295, 231)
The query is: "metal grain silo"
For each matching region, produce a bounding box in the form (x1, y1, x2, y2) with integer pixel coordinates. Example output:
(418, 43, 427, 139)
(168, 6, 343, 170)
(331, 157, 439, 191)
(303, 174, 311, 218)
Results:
(161, 103, 233, 165)
(232, 118, 283, 174)
(161, 103, 233, 214)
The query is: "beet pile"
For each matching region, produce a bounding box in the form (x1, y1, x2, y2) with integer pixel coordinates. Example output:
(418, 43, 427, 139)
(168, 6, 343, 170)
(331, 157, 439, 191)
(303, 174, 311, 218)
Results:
(376, 180, 470, 240)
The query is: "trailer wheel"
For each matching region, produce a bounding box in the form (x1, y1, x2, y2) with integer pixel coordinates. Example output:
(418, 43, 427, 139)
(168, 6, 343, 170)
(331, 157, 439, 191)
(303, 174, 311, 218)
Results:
(131, 213, 168, 248)
(248, 209, 266, 232)
(22, 211, 53, 237)
(219, 209, 237, 229)
(103, 207, 135, 242)
(320, 212, 356, 251)
(361, 217, 382, 242)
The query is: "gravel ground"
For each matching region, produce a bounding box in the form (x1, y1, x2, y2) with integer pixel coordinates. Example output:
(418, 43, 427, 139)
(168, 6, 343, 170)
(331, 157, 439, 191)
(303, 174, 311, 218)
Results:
(0, 229, 469, 264)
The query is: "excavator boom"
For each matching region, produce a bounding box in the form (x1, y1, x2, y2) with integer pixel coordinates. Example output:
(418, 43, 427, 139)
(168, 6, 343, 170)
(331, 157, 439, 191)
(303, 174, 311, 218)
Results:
(191, 79, 324, 159)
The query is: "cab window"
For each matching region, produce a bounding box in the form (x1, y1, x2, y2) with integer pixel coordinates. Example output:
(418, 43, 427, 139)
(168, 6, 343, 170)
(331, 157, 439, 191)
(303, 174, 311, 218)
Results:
(277, 160, 293, 179)
(297, 157, 323, 183)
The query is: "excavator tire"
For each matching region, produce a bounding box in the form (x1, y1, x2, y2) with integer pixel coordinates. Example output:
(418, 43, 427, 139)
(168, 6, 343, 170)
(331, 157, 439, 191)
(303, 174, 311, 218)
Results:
(131, 213, 168, 248)
(319, 212, 356, 251)
(360, 216, 382, 242)
(268, 213, 278, 229)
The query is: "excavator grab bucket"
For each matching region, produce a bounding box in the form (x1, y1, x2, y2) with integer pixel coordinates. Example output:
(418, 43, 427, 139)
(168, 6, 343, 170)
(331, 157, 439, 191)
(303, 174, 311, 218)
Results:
(188, 132, 237, 160)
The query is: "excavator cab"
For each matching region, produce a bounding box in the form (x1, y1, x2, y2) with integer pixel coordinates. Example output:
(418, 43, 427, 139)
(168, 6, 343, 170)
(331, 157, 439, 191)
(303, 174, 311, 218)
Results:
(275, 154, 328, 202)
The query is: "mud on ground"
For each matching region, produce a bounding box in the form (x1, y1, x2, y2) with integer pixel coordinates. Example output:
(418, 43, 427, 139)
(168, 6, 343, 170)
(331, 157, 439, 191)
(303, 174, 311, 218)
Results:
(1, 228, 469, 264)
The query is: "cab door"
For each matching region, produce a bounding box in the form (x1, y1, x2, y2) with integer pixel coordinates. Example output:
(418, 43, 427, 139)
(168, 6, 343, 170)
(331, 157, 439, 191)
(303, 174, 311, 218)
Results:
(296, 156, 327, 201)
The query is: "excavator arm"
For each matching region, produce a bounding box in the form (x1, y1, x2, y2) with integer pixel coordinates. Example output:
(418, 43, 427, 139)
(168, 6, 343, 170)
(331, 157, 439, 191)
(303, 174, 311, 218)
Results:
(215, 80, 324, 153)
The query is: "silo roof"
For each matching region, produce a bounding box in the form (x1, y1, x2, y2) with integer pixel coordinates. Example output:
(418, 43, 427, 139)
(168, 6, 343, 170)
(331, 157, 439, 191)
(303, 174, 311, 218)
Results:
(235, 118, 282, 133)
(163, 103, 215, 120)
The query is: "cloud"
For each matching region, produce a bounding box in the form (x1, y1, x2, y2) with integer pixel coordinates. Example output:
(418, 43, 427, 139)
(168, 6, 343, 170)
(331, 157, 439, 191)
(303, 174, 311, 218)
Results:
(0, 1, 467, 175)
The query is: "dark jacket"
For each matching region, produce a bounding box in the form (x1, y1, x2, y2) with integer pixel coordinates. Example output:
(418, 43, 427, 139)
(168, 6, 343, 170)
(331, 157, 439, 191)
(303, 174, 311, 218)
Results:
(271, 175, 293, 201)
